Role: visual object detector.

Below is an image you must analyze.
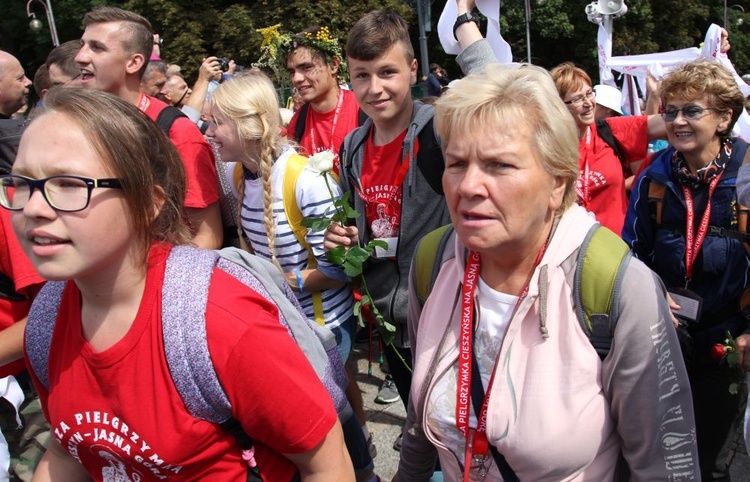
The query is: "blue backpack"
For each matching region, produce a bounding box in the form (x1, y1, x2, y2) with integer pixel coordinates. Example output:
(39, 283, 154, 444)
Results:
(25, 246, 349, 481)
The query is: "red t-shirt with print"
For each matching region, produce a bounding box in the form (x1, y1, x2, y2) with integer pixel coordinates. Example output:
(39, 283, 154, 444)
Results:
(30, 243, 336, 481)
(287, 89, 360, 175)
(142, 95, 219, 209)
(359, 129, 419, 240)
(576, 115, 649, 234)
(0, 208, 44, 378)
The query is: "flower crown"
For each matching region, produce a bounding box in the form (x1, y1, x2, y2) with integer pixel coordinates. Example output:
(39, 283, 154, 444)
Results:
(254, 24, 349, 85)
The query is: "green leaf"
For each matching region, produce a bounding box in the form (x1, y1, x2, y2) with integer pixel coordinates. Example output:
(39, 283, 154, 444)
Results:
(353, 301, 361, 317)
(727, 352, 740, 368)
(359, 294, 371, 306)
(311, 219, 331, 232)
(301, 217, 320, 227)
(729, 383, 739, 395)
(379, 327, 395, 346)
(344, 204, 361, 218)
(377, 314, 396, 333)
(343, 261, 362, 278)
(347, 246, 370, 264)
(325, 246, 347, 265)
(331, 210, 349, 224)
(364, 239, 389, 254)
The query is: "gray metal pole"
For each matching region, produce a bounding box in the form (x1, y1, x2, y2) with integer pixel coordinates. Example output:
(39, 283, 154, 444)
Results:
(45, 0, 60, 47)
(525, 0, 532, 63)
(417, 0, 429, 80)
(725, 0, 729, 28)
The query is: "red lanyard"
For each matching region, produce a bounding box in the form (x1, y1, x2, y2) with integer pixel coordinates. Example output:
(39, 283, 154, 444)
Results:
(309, 88, 344, 154)
(137, 93, 149, 112)
(576, 127, 592, 208)
(681, 173, 722, 282)
(456, 246, 545, 481)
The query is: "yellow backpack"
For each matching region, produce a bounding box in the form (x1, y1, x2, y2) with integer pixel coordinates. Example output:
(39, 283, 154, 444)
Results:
(233, 155, 332, 325)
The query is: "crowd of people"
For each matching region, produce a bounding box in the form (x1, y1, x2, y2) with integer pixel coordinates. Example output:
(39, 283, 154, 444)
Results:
(0, 0, 748, 480)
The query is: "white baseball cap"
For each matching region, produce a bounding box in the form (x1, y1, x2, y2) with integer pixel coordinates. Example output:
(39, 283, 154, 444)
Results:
(593, 84, 623, 115)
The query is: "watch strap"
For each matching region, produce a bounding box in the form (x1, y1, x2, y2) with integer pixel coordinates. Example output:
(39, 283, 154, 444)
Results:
(453, 12, 480, 41)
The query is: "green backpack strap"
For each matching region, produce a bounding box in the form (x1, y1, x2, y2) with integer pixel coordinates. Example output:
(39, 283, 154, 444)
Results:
(283, 154, 327, 325)
(414, 224, 454, 307)
(574, 225, 632, 360)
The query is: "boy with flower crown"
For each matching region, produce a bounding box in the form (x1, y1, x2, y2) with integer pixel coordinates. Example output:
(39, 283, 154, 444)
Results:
(256, 25, 362, 174)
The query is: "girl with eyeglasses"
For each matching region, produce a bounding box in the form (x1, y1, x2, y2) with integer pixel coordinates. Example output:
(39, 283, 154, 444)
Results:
(623, 59, 750, 481)
(1, 87, 353, 481)
(549, 62, 667, 236)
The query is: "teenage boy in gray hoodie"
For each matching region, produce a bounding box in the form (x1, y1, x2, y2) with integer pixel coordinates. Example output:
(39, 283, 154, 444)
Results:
(327, 10, 451, 410)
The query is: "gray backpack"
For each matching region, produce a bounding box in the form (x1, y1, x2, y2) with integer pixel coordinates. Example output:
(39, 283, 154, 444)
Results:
(25, 246, 349, 480)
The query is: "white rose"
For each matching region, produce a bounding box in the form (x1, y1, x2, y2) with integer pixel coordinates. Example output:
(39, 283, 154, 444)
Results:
(308, 150, 335, 173)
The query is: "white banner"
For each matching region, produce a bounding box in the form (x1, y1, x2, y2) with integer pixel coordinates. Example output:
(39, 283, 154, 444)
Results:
(597, 22, 616, 87)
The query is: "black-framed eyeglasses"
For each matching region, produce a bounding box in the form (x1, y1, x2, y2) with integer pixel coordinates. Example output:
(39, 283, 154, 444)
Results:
(51, 73, 82, 88)
(662, 105, 720, 122)
(564, 90, 596, 106)
(0, 175, 123, 213)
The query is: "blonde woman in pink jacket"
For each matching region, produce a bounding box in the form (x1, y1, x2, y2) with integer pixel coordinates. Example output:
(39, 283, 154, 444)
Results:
(393, 63, 698, 482)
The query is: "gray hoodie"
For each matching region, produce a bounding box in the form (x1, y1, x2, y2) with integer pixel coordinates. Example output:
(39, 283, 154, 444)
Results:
(338, 101, 451, 346)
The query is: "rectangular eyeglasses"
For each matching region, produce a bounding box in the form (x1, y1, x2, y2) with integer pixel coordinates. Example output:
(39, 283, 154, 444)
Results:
(0, 175, 123, 213)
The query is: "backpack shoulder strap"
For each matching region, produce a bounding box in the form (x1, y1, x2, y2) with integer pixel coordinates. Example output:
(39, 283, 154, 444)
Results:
(357, 108, 368, 127)
(574, 225, 632, 359)
(415, 118, 445, 195)
(596, 120, 627, 172)
(647, 180, 667, 226)
(0, 272, 25, 302)
(231, 162, 243, 194)
(293, 103, 310, 143)
(25, 281, 67, 391)
(216, 247, 348, 413)
(164, 246, 267, 481)
(162, 246, 232, 424)
(413, 224, 455, 308)
(154, 105, 188, 136)
(282, 154, 325, 325)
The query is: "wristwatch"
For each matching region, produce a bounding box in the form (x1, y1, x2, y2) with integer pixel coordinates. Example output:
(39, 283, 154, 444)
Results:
(453, 12, 480, 41)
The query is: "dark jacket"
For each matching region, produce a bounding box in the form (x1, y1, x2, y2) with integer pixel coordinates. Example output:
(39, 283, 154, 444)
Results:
(623, 139, 750, 349)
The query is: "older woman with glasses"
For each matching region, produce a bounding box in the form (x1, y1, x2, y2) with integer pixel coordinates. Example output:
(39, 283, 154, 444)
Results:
(394, 62, 697, 482)
(550, 63, 666, 235)
(623, 58, 750, 481)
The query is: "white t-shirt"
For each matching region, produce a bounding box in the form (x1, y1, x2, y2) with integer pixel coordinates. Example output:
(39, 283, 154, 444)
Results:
(425, 278, 518, 479)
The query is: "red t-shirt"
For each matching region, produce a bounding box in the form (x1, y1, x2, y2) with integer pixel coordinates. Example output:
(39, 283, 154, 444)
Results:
(0, 209, 44, 378)
(31, 243, 336, 481)
(359, 129, 418, 240)
(576, 115, 649, 234)
(287, 89, 360, 174)
(142, 95, 219, 209)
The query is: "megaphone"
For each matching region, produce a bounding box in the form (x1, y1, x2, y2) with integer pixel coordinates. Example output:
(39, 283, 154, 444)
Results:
(585, 2, 603, 24)
(599, 0, 628, 17)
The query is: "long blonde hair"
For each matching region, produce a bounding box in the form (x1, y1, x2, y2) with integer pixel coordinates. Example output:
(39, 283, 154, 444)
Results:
(211, 71, 287, 262)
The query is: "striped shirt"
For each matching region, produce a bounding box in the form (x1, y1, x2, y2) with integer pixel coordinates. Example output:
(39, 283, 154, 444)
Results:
(226, 148, 353, 328)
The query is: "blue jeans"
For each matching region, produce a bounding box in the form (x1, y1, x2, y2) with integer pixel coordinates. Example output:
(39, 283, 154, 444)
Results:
(331, 315, 356, 363)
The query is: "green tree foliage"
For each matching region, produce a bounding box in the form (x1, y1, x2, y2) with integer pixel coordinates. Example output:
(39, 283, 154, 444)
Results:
(2, 0, 749, 97)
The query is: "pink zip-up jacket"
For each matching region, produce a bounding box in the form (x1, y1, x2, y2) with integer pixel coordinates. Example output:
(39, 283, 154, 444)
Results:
(396, 205, 699, 481)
